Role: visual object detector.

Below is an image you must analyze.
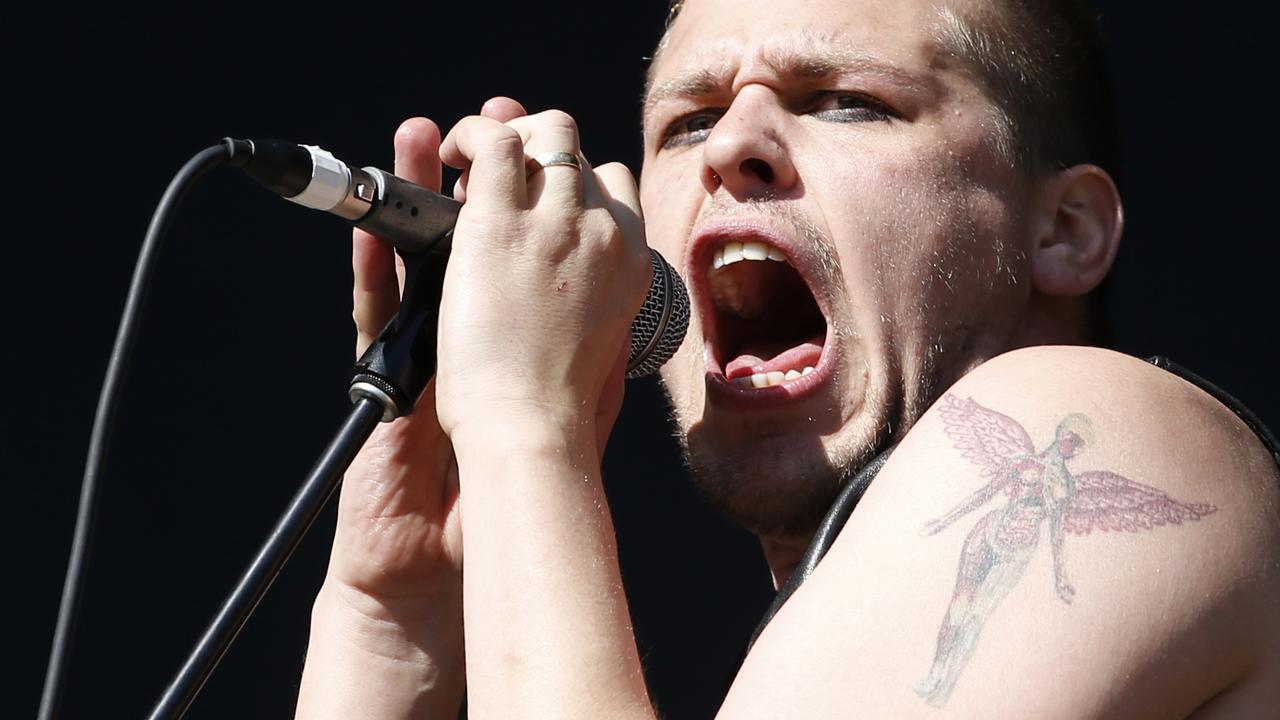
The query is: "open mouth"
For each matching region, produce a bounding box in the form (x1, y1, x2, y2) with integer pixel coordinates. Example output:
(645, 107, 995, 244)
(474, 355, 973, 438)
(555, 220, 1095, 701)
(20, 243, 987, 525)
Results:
(693, 228, 831, 396)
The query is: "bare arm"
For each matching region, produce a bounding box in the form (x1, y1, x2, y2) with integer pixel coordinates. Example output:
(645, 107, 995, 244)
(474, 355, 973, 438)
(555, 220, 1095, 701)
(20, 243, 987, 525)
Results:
(430, 109, 656, 719)
(717, 347, 1280, 719)
(449, 422, 652, 720)
(296, 578, 465, 719)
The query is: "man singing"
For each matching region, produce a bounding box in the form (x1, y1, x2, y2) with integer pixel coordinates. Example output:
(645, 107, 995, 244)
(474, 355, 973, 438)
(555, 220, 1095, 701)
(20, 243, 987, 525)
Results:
(295, 0, 1280, 717)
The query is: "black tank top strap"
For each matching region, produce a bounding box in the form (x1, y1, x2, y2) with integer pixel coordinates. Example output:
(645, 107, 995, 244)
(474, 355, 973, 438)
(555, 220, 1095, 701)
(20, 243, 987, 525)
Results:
(745, 446, 893, 652)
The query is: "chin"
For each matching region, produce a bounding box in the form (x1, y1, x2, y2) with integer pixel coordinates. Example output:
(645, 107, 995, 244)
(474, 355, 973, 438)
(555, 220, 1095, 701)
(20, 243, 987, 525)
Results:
(680, 424, 887, 540)
(670, 382, 892, 541)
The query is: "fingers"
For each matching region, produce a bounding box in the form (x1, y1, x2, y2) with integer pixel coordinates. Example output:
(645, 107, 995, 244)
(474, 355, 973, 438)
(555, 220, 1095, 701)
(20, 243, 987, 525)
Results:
(455, 97, 530, 200)
(480, 96, 528, 122)
(440, 116, 527, 211)
(361, 105, 596, 357)
(394, 117, 444, 190)
(594, 162, 645, 246)
(594, 162, 649, 318)
(516, 110, 585, 209)
(593, 163, 641, 218)
(354, 117, 442, 356)
(444, 109, 595, 211)
(352, 232, 398, 357)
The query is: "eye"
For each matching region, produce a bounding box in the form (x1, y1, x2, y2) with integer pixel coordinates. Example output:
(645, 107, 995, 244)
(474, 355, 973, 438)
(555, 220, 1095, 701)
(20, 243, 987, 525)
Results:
(660, 110, 723, 149)
(810, 92, 898, 123)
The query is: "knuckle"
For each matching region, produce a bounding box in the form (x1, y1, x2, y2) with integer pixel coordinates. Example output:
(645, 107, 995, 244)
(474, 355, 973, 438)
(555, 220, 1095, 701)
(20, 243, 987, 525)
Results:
(352, 308, 372, 337)
(536, 109, 578, 134)
(582, 208, 618, 239)
(487, 125, 525, 155)
(459, 115, 520, 143)
(351, 301, 375, 330)
(595, 161, 630, 178)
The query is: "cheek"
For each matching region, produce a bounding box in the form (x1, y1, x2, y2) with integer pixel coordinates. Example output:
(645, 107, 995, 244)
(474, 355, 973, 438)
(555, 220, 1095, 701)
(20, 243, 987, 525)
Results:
(818, 140, 1029, 333)
(826, 151, 1001, 271)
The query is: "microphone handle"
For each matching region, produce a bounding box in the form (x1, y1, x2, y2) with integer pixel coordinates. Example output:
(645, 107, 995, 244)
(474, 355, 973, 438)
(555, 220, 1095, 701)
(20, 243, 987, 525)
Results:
(348, 166, 459, 257)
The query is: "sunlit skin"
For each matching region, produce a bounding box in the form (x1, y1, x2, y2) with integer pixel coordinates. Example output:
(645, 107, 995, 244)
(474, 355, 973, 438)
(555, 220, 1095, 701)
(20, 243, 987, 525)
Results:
(293, 1, 1280, 717)
(640, 0, 1065, 564)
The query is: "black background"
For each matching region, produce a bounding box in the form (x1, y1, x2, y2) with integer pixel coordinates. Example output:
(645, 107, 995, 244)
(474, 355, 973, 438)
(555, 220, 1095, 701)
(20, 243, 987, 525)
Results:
(8, 2, 1277, 718)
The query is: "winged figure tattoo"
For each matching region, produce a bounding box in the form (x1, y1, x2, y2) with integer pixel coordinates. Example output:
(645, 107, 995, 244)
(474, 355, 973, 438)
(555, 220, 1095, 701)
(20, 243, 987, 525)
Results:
(914, 394, 1216, 707)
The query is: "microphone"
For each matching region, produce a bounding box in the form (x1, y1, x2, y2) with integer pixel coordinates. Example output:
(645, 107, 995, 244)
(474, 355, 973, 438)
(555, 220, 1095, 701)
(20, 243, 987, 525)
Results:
(227, 138, 688, 379)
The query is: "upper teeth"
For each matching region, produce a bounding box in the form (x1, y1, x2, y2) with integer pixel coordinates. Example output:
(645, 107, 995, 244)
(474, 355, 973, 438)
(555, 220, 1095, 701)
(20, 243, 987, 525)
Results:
(712, 241, 787, 270)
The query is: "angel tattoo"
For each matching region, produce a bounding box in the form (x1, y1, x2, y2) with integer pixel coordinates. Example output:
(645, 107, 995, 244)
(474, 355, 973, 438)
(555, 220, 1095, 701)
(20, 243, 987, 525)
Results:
(913, 394, 1216, 707)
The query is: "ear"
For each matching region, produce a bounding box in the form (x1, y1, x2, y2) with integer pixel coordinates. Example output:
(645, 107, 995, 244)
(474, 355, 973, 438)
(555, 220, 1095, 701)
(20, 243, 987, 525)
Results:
(1028, 165, 1124, 297)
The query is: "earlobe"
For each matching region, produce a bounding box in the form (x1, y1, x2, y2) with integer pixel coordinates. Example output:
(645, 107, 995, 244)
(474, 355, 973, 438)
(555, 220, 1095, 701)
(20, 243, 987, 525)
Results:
(1030, 165, 1124, 297)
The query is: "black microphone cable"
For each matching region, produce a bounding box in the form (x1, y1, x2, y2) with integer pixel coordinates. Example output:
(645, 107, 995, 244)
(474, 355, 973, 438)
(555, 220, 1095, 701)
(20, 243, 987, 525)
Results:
(37, 140, 391, 720)
(38, 141, 237, 720)
(39, 139, 394, 720)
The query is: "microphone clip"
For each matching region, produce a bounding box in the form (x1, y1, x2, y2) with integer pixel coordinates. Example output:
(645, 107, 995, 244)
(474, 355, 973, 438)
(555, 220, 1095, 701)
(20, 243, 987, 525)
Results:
(348, 241, 451, 422)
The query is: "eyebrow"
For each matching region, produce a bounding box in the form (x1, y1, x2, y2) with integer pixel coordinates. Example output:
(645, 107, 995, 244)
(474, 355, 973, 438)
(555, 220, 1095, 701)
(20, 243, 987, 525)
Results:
(643, 45, 924, 120)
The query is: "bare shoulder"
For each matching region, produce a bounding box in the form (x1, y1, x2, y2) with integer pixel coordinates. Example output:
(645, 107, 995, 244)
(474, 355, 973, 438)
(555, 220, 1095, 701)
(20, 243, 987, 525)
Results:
(958, 346, 1279, 501)
(721, 346, 1280, 719)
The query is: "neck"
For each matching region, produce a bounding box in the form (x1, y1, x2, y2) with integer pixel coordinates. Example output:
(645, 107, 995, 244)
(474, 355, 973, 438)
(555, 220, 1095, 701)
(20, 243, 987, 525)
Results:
(1010, 292, 1089, 348)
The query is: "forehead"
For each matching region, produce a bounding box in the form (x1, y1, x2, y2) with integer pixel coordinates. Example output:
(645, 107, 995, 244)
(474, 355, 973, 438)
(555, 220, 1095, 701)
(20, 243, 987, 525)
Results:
(648, 0, 955, 98)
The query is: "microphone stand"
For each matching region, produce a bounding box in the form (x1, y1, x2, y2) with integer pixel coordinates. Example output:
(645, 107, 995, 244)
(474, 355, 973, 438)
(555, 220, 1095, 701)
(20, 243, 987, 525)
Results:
(146, 242, 450, 720)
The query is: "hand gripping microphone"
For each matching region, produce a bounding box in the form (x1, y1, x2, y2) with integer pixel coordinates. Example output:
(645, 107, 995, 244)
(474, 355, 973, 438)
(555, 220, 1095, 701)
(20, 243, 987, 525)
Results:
(225, 138, 689, 419)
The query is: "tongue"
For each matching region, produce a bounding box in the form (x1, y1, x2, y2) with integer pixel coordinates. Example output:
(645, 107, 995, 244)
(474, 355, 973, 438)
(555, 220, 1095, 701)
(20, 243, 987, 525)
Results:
(724, 337, 824, 380)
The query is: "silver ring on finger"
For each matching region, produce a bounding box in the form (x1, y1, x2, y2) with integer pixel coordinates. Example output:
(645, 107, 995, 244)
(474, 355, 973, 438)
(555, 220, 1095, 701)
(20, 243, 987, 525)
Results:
(526, 151, 582, 178)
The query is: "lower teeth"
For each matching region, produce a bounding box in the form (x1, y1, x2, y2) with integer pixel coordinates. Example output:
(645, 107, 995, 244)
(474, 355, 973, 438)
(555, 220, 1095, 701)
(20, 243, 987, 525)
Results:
(734, 366, 814, 388)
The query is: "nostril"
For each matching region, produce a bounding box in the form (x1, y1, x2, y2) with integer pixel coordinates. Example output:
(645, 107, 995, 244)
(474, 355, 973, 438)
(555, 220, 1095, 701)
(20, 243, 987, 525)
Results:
(742, 158, 774, 183)
(702, 166, 724, 192)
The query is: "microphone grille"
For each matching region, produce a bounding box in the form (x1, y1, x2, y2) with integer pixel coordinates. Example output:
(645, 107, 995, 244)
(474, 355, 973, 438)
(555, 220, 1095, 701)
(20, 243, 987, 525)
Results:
(627, 249, 690, 379)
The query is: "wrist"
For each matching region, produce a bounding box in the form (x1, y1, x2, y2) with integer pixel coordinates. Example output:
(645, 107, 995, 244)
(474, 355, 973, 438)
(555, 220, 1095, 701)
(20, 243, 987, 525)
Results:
(297, 581, 466, 720)
(312, 578, 464, 664)
(449, 411, 598, 465)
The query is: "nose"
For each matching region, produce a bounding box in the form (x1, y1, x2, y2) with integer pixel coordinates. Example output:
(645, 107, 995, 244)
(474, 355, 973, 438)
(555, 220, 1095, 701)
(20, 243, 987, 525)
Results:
(701, 87, 798, 198)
